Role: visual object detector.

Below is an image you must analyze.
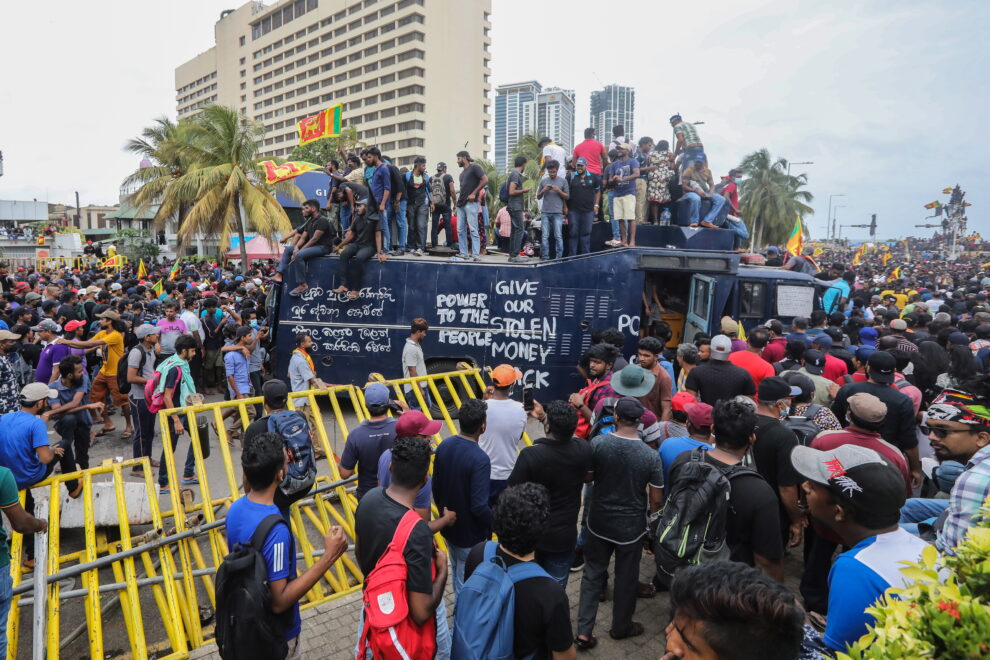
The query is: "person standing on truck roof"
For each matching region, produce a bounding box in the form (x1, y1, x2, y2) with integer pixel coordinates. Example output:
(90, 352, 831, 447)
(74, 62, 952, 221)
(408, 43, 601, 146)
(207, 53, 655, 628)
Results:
(362, 147, 392, 255)
(479, 364, 529, 506)
(538, 137, 569, 178)
(605, 144, 640, 247)
(430, 162, 456, 249)
(567, 157, 601, 257)
(506, 156, 531, 262)
(332, 197, 387, 301)
(452, 151, 488, 263)
(537, 160, 569, 261)
(404, 157, 432, 257)
(670, 114, 704, 170)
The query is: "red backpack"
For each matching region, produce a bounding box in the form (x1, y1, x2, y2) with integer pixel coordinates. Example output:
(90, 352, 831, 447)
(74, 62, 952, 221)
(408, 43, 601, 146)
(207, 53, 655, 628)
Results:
(574, 380, 608, 439)
(358, 510, 437, 660)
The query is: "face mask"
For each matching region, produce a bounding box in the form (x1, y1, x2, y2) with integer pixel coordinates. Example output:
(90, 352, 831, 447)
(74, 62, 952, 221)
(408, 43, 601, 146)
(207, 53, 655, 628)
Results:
(249, 320, 259, 329)
(733, 178, 742, 184)
(235, 296, 243, 303)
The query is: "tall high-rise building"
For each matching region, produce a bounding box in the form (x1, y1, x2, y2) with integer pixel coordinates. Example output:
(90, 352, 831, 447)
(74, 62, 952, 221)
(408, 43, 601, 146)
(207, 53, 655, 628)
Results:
(494, 82, 575, 171)
(589, 84, 635, 144)
(493, 80, 540, 171)
(536, 87, 575, 157)
(175, 0, 492, 169)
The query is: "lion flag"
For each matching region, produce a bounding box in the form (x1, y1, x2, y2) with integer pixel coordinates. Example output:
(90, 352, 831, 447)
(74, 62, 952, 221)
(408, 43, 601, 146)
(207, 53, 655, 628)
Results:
(297, 104, 343, 146)
(785, 216, 803, 257)
(260, 160, 322, 185)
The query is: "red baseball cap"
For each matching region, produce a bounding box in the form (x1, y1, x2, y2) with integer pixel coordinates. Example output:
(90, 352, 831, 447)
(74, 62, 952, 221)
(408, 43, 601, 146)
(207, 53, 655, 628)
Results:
(671, 391, 697, 412)
(684, 402, 714, 430)
(64, 320, 87, 332)
(395, 410, 443, 438)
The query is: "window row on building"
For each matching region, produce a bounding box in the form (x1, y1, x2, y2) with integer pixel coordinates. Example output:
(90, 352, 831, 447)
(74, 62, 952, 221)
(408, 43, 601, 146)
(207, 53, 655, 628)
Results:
(177, 71, 217, 95)
(251, 0, 320, 41)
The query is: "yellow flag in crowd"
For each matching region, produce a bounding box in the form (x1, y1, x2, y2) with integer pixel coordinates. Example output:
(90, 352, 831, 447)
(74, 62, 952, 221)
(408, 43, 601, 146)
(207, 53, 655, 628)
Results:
(260, 160, 323, 185)
(852, 244, 865, 266)
(151, 280, 163, 296)
(297, 104, 343, 145)
(785, 216, 803, 257)
(812, 247, 824, 258)
(942, 187, 953, 194)
(882, 252, 891, 266)
(137, 259, 147, 278)
(168, 262, 181, 281)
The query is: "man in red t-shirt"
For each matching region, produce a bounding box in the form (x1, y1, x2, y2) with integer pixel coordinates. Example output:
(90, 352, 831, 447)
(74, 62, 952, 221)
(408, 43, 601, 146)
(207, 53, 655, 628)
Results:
(761, 320, 788, 364)
(572, 127, 608, 175)
(720, 168, 742, 216)
(728, 327, 775, 389)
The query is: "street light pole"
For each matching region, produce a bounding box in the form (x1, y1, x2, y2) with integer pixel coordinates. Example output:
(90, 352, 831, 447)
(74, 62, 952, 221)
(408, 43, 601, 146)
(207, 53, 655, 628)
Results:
(786, 160, 813, 177)
(832, 205, 847, 239)
(827, 193, 846, 240)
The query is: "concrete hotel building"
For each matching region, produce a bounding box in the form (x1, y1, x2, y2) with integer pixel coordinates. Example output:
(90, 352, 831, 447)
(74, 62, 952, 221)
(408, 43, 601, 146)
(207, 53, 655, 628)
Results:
(494, 81, 575, 171)
(589, 84, 635, 145)
(175, 0, 492, 168)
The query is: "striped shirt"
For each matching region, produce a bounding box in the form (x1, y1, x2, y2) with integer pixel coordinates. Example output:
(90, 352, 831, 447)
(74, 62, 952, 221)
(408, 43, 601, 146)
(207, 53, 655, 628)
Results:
(937, 444, 990, 555)
(674, 121, 702, 147)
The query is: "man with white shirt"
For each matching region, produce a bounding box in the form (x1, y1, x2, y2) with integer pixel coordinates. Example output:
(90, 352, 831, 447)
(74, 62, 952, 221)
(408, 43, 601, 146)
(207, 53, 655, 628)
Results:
(479, 364, 528, 506)
(538, 137, 568, 178)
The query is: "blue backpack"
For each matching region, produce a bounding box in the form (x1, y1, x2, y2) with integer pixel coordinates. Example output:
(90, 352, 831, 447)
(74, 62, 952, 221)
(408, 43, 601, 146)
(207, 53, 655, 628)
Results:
(498, 180, 510, 204)
(451, 542, 549, 660)
(267, 410, 316, 497)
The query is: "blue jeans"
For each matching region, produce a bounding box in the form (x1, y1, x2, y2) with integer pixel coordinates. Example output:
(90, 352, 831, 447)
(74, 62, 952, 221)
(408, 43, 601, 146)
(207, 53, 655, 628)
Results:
(158, 417, 196, 487)
(608, 192, 620, 240)
(536, 549, 573, 588)
(568, 210, 594, 256)
(0, 565, 10, 658)
(276, 244, 295, 274)
(684, 192, 726, 226)
(447, 544, 472, 596)
(392, 200, 408, 251)
(540, 212, 564, 260)
(409, 201, 430, 251)
(355, 598, 451, 660)
(340, 204, 352, 232)
(682, 146, 705, 171)
(456, 202, 480, 258)
(379, 205, 392, 253)
(900, 498, 949, 536)
(289, 245, 330, 285)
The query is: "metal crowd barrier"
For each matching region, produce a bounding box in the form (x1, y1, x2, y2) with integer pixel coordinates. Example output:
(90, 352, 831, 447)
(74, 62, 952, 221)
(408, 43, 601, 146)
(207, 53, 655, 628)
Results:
(7, 367, 514, 659)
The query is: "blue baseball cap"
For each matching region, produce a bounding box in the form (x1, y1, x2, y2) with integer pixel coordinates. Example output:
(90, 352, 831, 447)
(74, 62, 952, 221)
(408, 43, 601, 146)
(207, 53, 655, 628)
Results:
(859, 327, 879, 342)
(364, 383, 390, 406)
(575, 157, 588, 166)
(855, 346, 877, 362)
(767, 246, 780, 254)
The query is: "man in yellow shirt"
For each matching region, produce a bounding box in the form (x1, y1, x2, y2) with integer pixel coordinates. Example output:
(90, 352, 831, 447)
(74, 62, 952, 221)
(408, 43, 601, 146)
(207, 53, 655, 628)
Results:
(56, 310, 133, 439)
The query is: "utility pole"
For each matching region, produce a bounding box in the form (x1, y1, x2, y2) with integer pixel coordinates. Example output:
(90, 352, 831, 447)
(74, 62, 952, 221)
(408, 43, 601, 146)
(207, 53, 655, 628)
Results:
(75, 191, 81, 229)
(786, 160, 813, 177)
(827, 193, 845, 240)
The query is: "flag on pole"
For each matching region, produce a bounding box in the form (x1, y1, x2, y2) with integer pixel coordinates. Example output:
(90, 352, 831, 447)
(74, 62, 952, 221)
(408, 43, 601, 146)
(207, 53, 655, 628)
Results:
(151, 280, 163, 296)
(942, 187, 953, 194)
(924, 201, 941, 210)
(137, 259, 147, 278)
(882, 252, 891, 266)
(297, 104, 343, 145)
(891, 266, 901, 280)
(785, 216, 803, 258)
(260, 160, 323, 185)
(852, 244, 866, 266)
(168, 262, 180, 281)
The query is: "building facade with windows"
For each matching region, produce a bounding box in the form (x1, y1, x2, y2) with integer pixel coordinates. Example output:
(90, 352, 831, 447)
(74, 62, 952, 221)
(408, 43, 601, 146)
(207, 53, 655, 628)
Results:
(590, 84, 635, 145)
(494, 82, 575, 171)
(536, 87, 575, 157)
(175, 0, 492, 168)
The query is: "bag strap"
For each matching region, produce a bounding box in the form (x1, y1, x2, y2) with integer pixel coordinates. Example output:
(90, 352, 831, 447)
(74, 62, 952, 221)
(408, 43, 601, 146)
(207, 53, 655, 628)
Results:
(249, 513, 288, 551)
(508, 559, 551, 584)
(805, 404, 823, 419)
(389, 509, 423, 554)
(483, 540, 498, 562)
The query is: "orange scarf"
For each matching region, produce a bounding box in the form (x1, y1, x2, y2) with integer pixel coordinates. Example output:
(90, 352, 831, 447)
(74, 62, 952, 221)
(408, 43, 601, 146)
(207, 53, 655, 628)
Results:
(293, 348, 315, 375)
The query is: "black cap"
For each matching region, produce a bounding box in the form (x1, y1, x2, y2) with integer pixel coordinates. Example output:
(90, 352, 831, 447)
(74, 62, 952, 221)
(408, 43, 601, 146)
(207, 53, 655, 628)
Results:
(436, 162, 447, 171)
(235, 326, 253, 339)
(803, 349, 826, 375)
(614, 396, 645, 422)
(262, 378, 289, 399)
(867, 351, 896, 384)
(758, 376, 803, 401)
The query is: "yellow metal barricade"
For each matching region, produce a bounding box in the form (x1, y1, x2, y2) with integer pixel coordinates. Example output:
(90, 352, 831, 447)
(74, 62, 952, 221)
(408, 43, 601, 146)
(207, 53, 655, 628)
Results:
(7, 368, 520, 657)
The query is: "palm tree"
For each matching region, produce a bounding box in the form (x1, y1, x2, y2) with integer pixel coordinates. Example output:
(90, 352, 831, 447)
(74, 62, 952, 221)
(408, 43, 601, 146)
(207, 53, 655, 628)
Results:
(160, 105, 301, 264)
(475, 158, 504, 223)
(738, 149, 814, 249)
(122, 117, 191, 233)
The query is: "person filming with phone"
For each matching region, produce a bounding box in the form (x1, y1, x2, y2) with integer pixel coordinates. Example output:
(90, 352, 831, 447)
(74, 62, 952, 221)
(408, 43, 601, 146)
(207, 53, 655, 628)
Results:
(479, 364, 529, 506)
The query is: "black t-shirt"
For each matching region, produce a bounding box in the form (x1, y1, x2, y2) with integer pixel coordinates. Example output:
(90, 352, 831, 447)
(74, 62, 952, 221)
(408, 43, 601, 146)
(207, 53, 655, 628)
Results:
(567, 172, 601, 213)
(831, 381, 918, 451)
(752, 416, 803, 493)
(308, 215, 334, 248)
(506, 436, 592, 553)
(669, 452, 783, 565)
(354, 487, 434, 594)
(349, 211, 380, 247)
(202, 311, 224, 350)
(765, 257, 783, 267)
(457, 163, 486, 207)
(440, 173, 455, 207)
(465, 543, 573, 660)
(684, 360, 755, 406)
(506, 170, 525, 212)
(404, 172, 429, 206)
(338, 181, 369, 206)
(388, 164, 406, 202)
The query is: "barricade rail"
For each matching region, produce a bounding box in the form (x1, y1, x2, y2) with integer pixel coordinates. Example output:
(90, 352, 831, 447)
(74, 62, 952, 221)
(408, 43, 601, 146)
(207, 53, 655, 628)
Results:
(6, 367, 513, 659)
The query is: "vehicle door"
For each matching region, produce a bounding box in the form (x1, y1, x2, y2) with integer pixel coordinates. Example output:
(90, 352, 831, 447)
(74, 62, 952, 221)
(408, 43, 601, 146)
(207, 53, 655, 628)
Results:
(685, 274, 716, 343)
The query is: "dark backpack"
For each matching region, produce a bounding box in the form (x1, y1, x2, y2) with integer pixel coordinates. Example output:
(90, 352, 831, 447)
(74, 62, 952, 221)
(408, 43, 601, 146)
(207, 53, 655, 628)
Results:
(117, 346, 148, 396)
(649, 448, 762, 586)
(428, 174, 447, 206)
(588, 400, 617, 440)
(267, 410, 317, 497)
(215, 514, 293, 660)
(498, 180, 510, 204)
(783, 404, 824, 446)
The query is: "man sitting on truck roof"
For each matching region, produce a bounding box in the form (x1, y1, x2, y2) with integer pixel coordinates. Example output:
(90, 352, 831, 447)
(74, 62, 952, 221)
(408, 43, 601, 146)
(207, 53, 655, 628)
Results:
(332, 198, 387, 301)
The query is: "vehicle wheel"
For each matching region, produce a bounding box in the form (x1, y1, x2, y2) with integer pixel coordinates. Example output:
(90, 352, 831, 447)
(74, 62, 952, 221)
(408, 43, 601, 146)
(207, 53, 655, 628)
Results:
(425, 358, 476, 420)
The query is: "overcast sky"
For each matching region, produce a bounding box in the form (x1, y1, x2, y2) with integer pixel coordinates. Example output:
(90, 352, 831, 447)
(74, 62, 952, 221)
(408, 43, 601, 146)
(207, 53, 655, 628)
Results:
(1, 0, 986, 241)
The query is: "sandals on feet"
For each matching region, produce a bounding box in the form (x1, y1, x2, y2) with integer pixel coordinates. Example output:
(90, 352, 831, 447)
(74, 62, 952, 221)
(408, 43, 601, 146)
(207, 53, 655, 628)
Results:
(574, 636, 598, 651)
(609, 622, 644, 640)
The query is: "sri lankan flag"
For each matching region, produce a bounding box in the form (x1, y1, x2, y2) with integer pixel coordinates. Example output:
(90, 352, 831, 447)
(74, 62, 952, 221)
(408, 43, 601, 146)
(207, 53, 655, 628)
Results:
(168, 262, 180, 281)
(151, 280, 163, 296)
(924, 201, 941, 210)
(260, 160, 322, 185)
(137, 259, 147, 279)
(297, 104, 343, 146)
(890, 266, 901, 281)
(942, 187, 953, 194)
(785, 216, 803, 258)
(882, 252, 891, 266)
(852, 244, 866, 266)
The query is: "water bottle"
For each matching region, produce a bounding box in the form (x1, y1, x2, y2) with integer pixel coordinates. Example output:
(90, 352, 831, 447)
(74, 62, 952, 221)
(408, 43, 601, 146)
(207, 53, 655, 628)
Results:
(660, 208, 671, 226)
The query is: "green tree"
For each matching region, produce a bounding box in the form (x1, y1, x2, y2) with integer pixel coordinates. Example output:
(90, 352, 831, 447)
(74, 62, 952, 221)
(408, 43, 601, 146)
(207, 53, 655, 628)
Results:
(738, 149, 814, 248)
(288, 125, 365, 165)
(509, 134, 544, 215)
(475, 158, 504, 222)
(152, 105, 302, 265)
(122, 117, 192, 236)
(111, 228, 160, 263)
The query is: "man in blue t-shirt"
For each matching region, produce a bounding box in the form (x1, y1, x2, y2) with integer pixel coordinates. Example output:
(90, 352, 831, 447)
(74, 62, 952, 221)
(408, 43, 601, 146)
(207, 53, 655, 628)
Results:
(338, 383, 400, 500)
(658, 402, 714, 491)
(792, 444, 929, 651)
(225, 432, 348, 658)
